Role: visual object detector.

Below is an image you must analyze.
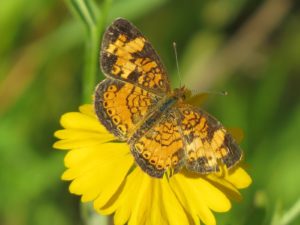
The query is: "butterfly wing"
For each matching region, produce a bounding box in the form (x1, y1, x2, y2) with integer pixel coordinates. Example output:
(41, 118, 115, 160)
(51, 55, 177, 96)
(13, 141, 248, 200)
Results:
(94, 79, 160, 140)
(177, 104, 242, 173)
(129, 109, 185, 178)
(95, 18, 172, 140)
(100, 18, 170, 95)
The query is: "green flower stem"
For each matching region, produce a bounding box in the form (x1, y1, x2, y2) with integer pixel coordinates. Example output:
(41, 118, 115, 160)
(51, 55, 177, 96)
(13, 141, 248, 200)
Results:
(83, 26, 100, 103)
(280, 198, 300, 225)
(271, 199, 300, 225)
(72, 0, 97, 28)
(67, 0, 111, 103)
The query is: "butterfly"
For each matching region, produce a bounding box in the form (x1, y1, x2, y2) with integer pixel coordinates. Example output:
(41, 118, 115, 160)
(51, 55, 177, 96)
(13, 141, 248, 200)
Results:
(94, 18, 242, 178)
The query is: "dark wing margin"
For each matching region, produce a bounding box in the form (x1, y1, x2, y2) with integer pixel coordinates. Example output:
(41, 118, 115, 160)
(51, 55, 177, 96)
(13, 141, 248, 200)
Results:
(100, 18, 170, 95)
(177, 104, 243, 174)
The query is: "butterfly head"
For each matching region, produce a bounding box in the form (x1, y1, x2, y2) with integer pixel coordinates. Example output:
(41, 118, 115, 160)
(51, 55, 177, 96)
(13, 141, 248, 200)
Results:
(173, 86, 192, 102)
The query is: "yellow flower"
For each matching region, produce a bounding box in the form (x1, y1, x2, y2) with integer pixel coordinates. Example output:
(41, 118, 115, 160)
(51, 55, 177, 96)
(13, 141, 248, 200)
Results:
(54, 104, 252, 225)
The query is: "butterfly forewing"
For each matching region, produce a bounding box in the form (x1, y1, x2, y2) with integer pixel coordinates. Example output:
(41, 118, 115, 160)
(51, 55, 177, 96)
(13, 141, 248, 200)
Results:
(100, 18, 170, 95)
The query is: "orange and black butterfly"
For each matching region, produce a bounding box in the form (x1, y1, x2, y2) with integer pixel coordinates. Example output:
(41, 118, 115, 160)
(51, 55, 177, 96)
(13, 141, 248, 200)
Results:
(94, 18, 242, 178)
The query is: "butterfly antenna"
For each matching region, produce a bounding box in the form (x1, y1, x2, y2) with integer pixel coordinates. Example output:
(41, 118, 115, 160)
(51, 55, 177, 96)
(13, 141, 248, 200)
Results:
(173, 42, 182, 88)
(211, 90, 228, 96)
(191, 89, 228, 96)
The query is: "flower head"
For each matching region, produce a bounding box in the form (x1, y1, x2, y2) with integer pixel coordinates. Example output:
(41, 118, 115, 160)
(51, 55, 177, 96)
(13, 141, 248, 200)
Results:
(54, 104, 252, 225)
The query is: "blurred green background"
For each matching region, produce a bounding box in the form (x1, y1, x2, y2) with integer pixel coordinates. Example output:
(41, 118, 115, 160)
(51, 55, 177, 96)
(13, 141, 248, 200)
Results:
(0, 0, 299, 224)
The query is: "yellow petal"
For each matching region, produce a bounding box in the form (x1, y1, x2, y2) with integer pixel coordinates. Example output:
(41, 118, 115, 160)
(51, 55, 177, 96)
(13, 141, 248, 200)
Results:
(159, 177, 190, 225)
(79, 104, 97, 118)
(112, 170, 143, 225)
(149, 180, 167, 225)
(63, 142, 129, 169)
(61, 142, 130, 182)
(54, 129, 113, 140)
(53, 128, 114, 150)
(225, 167, 252, 189)
(206, 173, 242, 201)
(97, 169, 142, 216)
(91, 154, 133, 206)
(60, 112, 107, 132)
(127, 171, 151, 225)
(53, 137, 113, 150)
(68, 154, 132, 201)
(61, 168, 76, 180)
(62, 156, 118, 180)
(176, 173, 232, 212)
(82, 156, 133, 203)
(99, 169, 187, 225)
(170, 174, 217, 225)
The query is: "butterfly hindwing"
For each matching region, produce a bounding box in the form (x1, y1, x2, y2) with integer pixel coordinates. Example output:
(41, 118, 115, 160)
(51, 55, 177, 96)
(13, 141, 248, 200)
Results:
(177, 104, 242, 173)
(129, 109, 185, 178)
(100, 18, 170, 95)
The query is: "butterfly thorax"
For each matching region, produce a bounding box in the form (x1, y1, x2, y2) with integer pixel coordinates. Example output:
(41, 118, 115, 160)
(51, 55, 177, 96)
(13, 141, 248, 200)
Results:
(172, 86, 190, 103)
(128, 87, 189, 144)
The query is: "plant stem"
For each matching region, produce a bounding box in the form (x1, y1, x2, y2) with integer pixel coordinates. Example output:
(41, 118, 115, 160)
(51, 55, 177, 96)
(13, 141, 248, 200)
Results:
(80, 0, 111, 103)
(82, 25, 100, 103)
(66, 0, 105, 102)
(280, 199, 300, 225)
